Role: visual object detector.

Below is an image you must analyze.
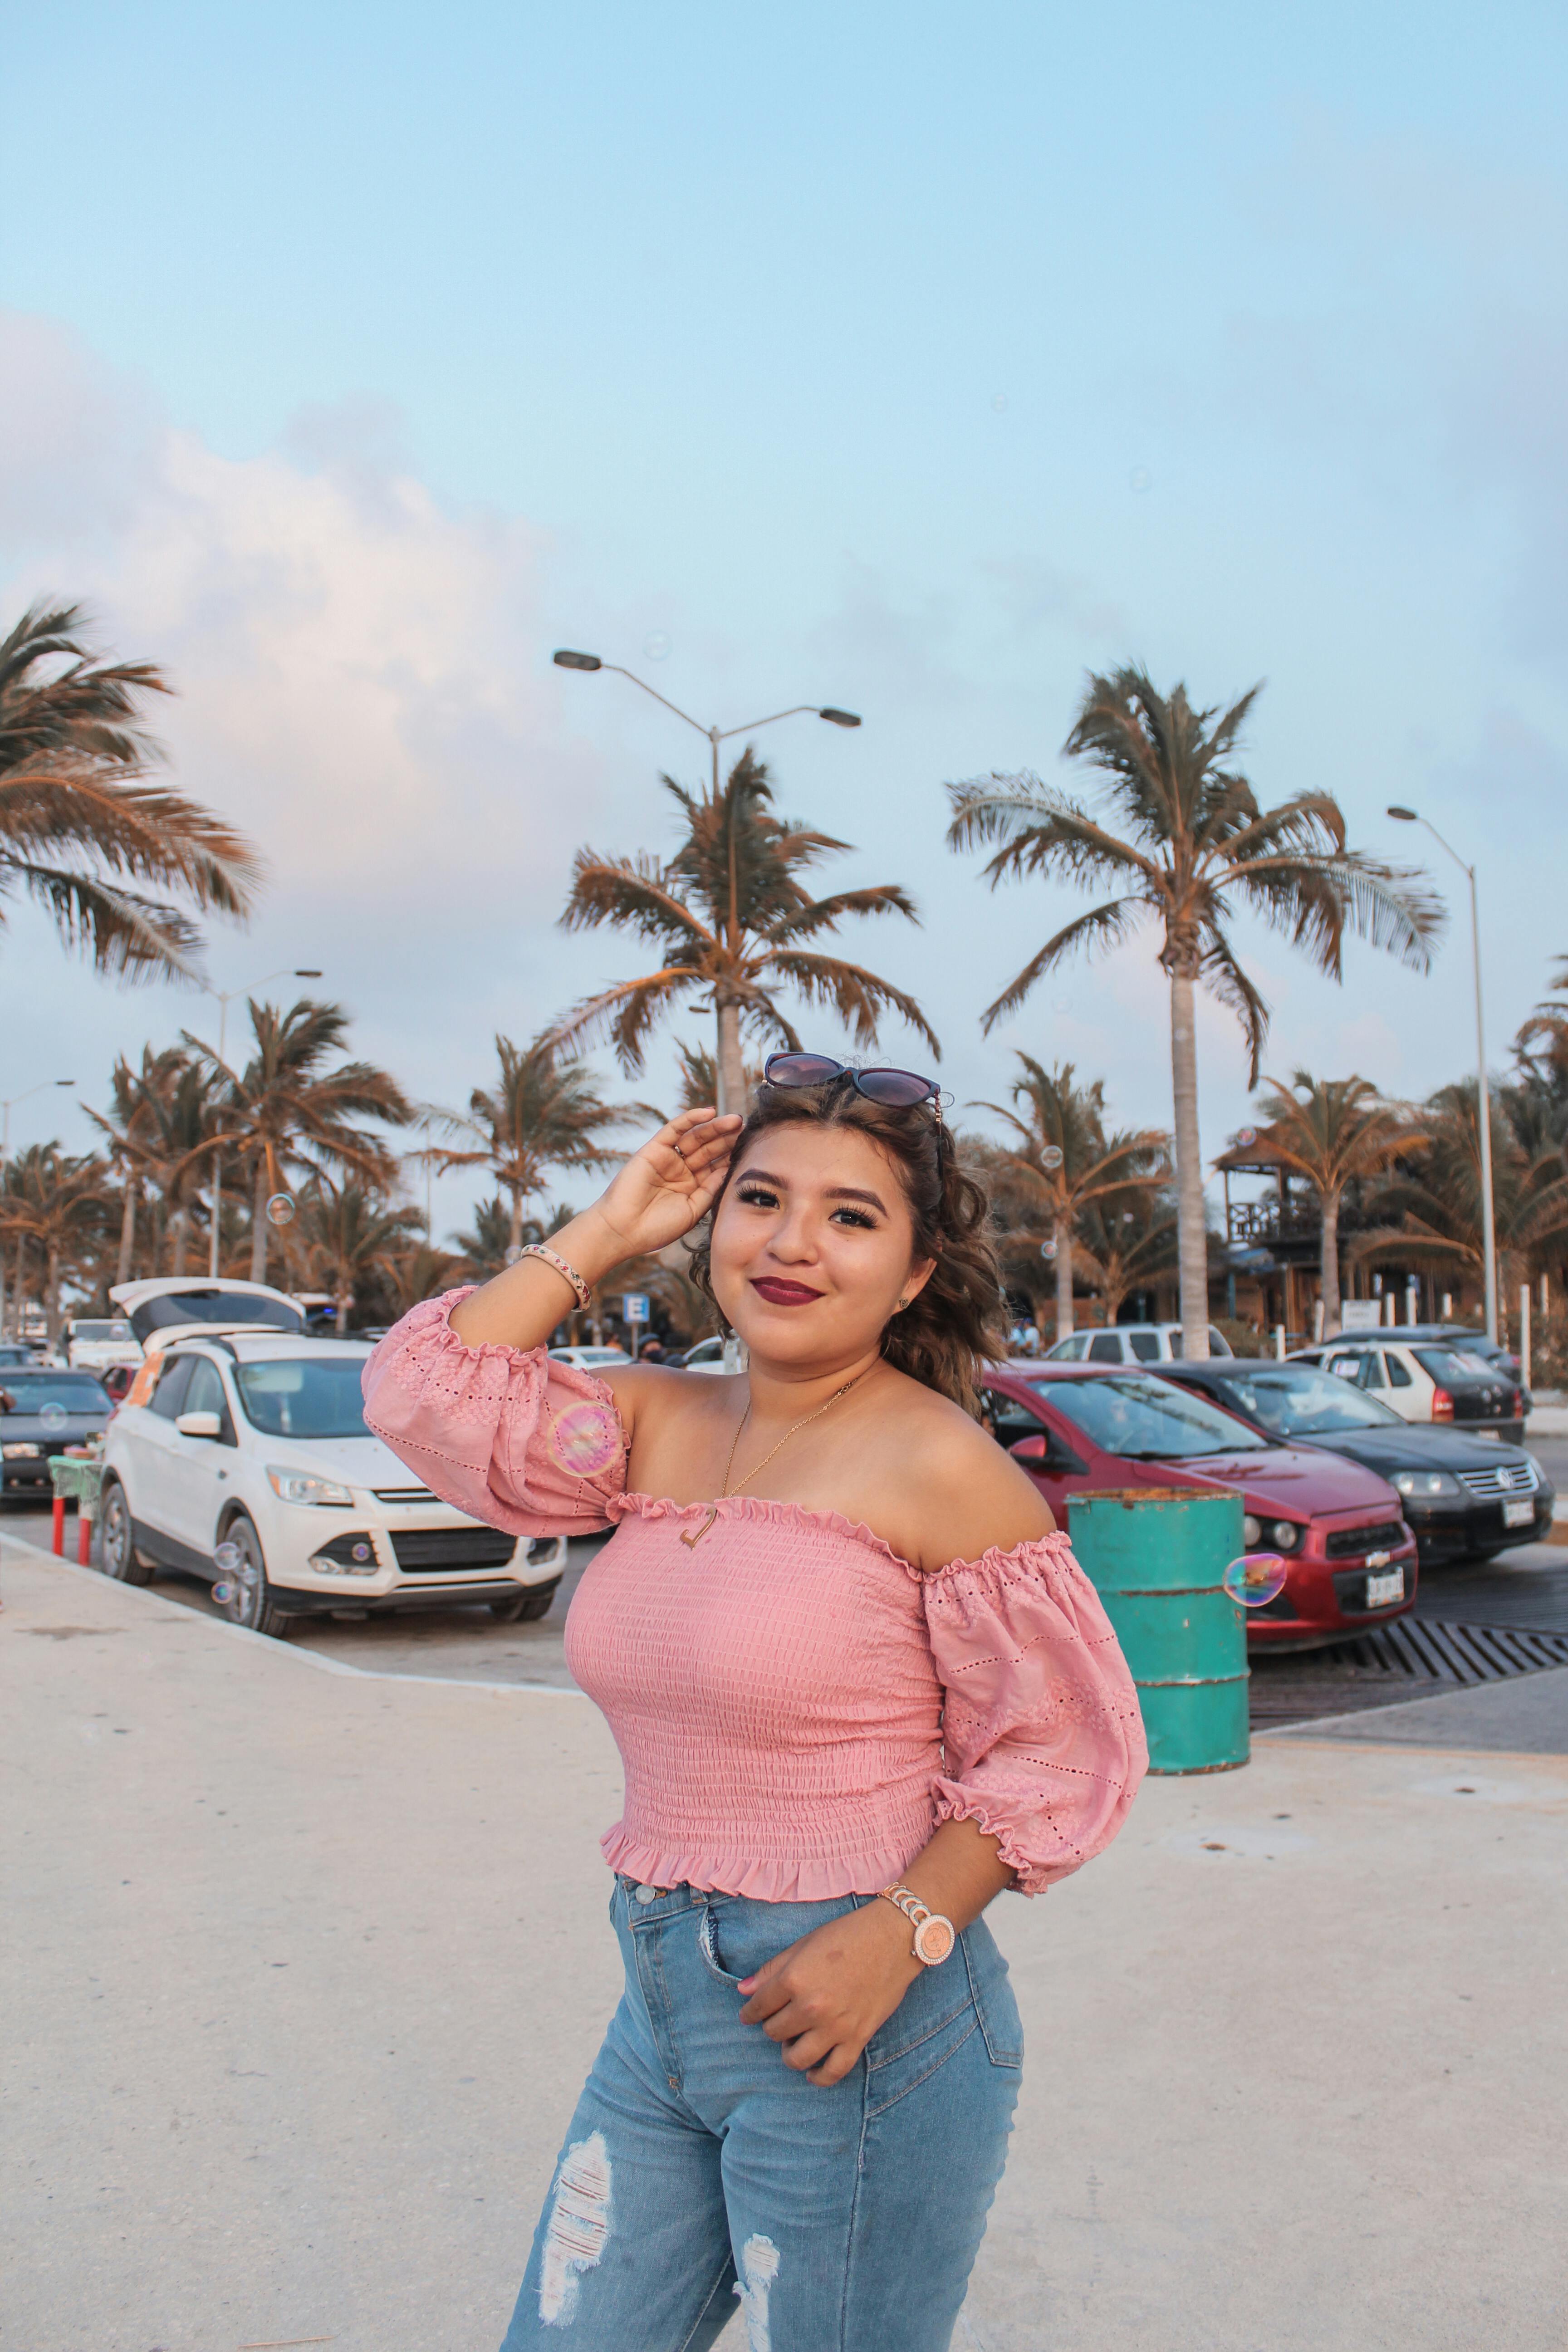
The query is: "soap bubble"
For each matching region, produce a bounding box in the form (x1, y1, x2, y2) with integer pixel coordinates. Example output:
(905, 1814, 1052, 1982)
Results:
(1041, 1145, 1064, 1171)
(265, 1192, 295, 1228)
(212, 1584, 235, 1604)
(40, 1401, 69, 1433)
(643, 630, 671, 662)
(214, 1540, 240, 1573)
(1224, 1553, 1289, 1607)
(1129, 466, 1152, 492)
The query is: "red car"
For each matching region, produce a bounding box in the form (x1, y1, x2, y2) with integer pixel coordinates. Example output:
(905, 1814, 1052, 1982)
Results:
(981, 1361, 1418, 1646)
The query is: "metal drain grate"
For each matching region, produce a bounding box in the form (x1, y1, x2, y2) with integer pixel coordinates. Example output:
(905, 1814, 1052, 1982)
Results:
(1333, 1619, 1568, 1686)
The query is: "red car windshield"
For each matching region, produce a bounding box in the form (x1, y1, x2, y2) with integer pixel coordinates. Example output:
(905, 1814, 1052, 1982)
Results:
(1028, 1372, 1269, 1459)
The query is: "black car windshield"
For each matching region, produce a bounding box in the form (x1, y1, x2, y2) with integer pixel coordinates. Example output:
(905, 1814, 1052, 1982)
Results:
(234, 1357, 370, 1439)
(1028, 1373, 1269, 1457)
(1204, 1364, 1402, 1436)
(1412, 1348, 1483, 1385)
(0, 1373, 112, 1413)
(136, 1289, 304, 1334)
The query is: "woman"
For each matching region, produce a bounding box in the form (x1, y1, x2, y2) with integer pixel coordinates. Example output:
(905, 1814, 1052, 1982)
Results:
(363, 1056, 1146, 2352)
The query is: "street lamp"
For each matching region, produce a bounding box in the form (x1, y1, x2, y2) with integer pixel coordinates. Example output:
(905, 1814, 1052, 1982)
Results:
(204, 968, 323, 1278)
(552, 649, 861, 804)
(1388, 807, 1497, 1339)
(0, 1078, 75, 1168)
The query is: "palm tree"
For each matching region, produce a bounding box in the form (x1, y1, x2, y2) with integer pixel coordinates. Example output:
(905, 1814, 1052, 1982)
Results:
(190, 999, 414, 1283)
(1074, 1186, 1180, 1327)
(0, 601, 263, 980)
(0, 1144, 110, 1341)
(1350, 1081, 1568, 1311)
(673, 1039, 765, 1114)
(948, 665, 1443, 1355)
(452, 1194, 516, 1281)
(971, 1055, 1169, 1340)
(435, 1034, 629, 1255)
(1515, 959, 1568, 1083)
(1253, 1072, 1425, 1333)
(294, 1176, 424, 1332)
(140, 1053, 224, 1275)
(555, 747, 937, 1112)
(83, 1045, 181, 1284)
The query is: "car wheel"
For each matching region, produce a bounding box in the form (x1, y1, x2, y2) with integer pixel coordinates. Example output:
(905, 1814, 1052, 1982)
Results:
(98, 1480, 153, 1586)
(490, 1578, 561, 1623)
(216, 1515, 291, 1639)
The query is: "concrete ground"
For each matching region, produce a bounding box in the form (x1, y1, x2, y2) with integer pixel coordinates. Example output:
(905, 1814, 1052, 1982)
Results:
(4, 1535, 1566, 2352)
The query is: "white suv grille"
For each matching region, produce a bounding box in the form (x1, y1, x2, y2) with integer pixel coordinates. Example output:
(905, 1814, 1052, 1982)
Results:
(1455, 1461, 1536, 1501)
(373, 1483, 437, 1504)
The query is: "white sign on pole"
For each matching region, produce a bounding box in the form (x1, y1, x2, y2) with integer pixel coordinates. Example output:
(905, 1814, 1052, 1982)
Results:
(1338, 1301, 1382, 1332)
(622, 1293, 650, 1325)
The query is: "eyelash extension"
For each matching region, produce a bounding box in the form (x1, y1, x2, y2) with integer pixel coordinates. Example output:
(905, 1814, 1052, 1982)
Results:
(737, 1186, 778, 1207)
(830, 1207, 877, 1230)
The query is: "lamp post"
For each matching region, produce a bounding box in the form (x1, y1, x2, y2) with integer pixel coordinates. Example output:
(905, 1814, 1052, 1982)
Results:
(1387, 808, 1497, 1340)
(204, 969, 323, 1278)
(0, 1079, 74, 1338)
(553, 651, 862, 1117)
(553, 648, 860, 807)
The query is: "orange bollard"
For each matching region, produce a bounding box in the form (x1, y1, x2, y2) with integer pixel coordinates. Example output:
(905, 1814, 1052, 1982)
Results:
(52, 1495, 65, 1556)
(77, 1510, 92, 1566)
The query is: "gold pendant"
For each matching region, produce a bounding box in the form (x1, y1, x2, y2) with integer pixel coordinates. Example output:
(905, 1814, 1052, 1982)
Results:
(680, 1506, 718, 1548)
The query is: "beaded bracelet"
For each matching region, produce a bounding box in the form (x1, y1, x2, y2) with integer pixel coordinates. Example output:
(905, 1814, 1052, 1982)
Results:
(515, 1243, 591, 1311)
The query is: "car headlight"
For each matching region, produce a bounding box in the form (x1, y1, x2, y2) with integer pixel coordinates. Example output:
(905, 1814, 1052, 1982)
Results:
(1269, 1520, 1303, 1552)
(1242, 1514, 1262, 1547)
(267, 1465, 355, 1507)
(1392, 1470, 1460, 1498)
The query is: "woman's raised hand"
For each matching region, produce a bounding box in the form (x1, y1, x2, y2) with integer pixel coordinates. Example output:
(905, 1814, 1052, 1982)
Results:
(586, 1107, 743, 1260)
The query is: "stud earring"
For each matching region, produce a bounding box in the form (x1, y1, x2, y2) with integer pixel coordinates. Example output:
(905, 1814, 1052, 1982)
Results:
(895, 1296, 910, 1312)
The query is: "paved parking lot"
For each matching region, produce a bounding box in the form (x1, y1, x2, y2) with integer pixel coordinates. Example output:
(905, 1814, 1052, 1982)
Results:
(4, 1531, 1565, 2352)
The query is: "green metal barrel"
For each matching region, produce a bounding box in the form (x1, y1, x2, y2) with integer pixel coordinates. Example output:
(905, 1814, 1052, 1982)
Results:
(1067, 1486, 1249, 1774)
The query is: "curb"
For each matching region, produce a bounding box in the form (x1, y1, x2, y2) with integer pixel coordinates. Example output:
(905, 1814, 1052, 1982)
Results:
(0, 1534, 590, 1703)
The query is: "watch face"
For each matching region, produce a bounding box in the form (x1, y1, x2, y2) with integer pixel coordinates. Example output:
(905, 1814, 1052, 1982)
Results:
(914, 1914, 955, 1965)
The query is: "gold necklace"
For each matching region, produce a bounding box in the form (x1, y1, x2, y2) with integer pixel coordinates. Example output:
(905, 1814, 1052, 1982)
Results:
(679, 1367, 874, 1548)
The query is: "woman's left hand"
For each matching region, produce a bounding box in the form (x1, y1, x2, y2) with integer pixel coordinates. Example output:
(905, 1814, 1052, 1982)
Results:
(738, 1899, 924, 2087)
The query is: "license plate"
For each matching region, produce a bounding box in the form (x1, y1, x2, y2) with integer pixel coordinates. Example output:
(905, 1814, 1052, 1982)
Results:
(1365, 1568, 1405, 1607)
(1503, 1498, 1534, 1528)
(2, 1442, 40, 1459)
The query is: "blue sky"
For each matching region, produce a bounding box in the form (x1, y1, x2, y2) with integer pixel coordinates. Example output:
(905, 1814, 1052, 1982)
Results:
(3, 1, 1566, 1234)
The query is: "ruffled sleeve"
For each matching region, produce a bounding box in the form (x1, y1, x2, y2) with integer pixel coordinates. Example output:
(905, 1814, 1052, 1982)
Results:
(361, 1289, 628, 1538)
(922, 1530, 1147, 1895)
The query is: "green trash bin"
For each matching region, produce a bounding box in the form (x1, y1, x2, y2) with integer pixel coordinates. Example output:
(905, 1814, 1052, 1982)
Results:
(1068, 1486, 1249, 1774)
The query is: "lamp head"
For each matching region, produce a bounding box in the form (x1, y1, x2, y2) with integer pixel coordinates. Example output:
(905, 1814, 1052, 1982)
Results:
(294, 969, 323, 978)
(1387, 805, 1418, 822)
(818, 707, 862, 729)
(57, 1078, 74, 1087)
(554, 649, 603, 672)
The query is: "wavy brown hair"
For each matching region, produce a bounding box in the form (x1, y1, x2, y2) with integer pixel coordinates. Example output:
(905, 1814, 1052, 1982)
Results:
(688, 1076, 1007, 1416)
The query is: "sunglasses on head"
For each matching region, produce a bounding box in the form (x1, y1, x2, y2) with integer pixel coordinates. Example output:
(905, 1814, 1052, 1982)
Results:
(762, 1052, 944, 1113)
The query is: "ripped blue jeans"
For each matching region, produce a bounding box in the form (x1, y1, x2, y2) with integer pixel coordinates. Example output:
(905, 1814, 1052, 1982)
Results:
(499, 1878, 1022, 2352)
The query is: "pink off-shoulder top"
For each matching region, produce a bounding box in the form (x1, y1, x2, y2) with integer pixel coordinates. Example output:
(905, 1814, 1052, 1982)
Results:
(363, 1293, 1147, 1901)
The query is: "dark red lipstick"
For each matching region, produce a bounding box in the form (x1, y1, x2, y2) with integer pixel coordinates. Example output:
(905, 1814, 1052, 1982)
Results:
(751, 1277, 825, 1306)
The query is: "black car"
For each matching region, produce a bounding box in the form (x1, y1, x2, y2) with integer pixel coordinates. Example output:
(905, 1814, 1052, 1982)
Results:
(0, 1369, 115, 1498)
(1162, 1357, 1554, 1565)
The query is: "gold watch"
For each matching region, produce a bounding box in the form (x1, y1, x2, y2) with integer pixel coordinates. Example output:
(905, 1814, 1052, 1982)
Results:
(877, 1883, 956, 1965)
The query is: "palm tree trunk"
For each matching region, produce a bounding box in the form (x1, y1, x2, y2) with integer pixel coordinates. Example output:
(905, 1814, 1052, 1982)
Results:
(715, 1002, 746, 1119)
(170, 1203, 189, 1276)
(1320, 1190, 1342, 1336)
(1169, 967, 1210, 1358)
(509, 1191, 524, 1255)
(117, 1180, 137, 1288)
(45, 1244, 62, 1344)
(1054, 1213, 1074, 1341)
(250, 1165, 270, 1283)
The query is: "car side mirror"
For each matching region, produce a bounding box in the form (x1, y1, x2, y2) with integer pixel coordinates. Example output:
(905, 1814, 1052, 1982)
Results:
(1009, 1434, 1048, 1462)
(176, 1410, 222, 1440)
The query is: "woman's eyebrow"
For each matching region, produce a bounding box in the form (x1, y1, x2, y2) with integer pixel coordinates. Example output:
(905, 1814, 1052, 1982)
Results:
(826, 1185, 887, 1212)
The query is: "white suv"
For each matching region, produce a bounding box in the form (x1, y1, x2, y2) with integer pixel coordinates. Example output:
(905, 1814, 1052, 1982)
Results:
(97, 1333, 565, 1637)
(1041, 1323, 1235, 1365)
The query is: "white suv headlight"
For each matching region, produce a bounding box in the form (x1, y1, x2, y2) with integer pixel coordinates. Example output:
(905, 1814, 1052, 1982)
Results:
(267, 1465, 355, 1507)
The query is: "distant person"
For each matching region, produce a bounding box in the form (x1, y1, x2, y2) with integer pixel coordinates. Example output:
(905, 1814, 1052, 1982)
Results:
(366, 1059, 1146, 2352)
(636, 1335, 666, 1362)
